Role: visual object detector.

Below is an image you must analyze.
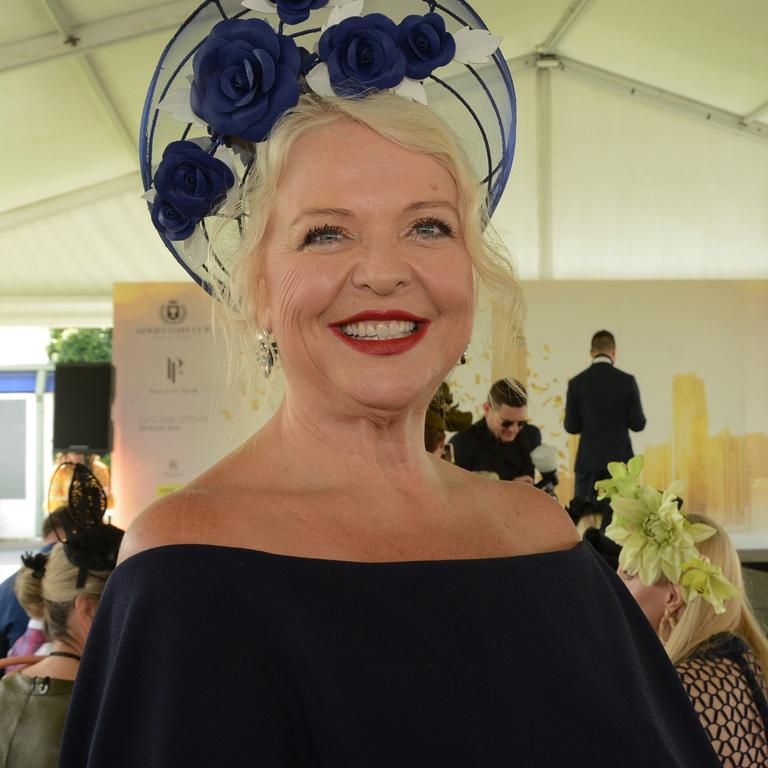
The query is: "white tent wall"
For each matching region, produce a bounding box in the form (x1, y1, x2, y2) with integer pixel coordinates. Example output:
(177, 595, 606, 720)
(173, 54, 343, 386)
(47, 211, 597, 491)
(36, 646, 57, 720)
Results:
(488, 69, 768, 283)
(549, 75, 768, 279)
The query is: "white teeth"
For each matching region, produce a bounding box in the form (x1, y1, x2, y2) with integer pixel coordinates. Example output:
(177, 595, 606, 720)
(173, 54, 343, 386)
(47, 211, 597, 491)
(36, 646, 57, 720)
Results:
(339, 321, 417, 339)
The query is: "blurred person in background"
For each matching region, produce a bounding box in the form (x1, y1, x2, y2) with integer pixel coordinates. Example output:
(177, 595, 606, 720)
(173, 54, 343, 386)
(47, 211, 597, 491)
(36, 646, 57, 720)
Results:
(0, 509, 66, 668)
(47, 453, 113, 512)
(424, 382, 472, 460)
(0, 467, 123, 768)
(605, 463, 768, 767)
(4, 552, 50, 673)
(450, 379, 543, 483)
(565, 330, 645, 501)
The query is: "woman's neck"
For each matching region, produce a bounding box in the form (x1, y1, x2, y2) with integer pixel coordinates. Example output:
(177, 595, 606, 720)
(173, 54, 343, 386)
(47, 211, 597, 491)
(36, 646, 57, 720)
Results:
(20, 639, 82, 681)
(262, 396, 438, 489)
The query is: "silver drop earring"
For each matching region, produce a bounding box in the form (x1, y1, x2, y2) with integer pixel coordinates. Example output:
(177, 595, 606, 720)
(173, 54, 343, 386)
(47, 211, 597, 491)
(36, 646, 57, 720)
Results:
(257, 329, 278, 378)
(459, 345, 469, 365)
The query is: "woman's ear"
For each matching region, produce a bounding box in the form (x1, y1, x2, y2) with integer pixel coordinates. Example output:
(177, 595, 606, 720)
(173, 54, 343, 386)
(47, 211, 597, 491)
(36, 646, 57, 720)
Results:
(74, 593, 97, 630)
(665, 582, 684, 613)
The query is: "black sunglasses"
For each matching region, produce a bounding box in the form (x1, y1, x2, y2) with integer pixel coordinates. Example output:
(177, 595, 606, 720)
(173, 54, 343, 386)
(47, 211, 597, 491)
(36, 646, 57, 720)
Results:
(499, 419, 527, 429)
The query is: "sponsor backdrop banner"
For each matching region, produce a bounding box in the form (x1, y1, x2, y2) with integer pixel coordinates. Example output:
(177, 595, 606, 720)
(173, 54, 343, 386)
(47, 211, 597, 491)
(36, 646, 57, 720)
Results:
(111, 283, 278, 528)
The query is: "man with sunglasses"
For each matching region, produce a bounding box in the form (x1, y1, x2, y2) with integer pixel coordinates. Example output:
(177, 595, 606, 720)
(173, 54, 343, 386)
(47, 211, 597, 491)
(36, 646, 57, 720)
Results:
(450, 379, 542, 483)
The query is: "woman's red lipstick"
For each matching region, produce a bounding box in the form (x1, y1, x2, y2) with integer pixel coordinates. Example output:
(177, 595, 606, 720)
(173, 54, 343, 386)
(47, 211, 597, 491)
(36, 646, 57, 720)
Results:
(330, 310, 429, 356)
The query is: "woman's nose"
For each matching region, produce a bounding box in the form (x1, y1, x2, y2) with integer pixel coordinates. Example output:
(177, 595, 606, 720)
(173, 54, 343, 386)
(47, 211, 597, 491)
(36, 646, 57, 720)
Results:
(350, 239, 412, 296)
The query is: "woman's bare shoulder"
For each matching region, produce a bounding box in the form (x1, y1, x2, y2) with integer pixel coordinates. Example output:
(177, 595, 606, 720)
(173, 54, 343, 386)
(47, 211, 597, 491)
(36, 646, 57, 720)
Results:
(117, 484, 227, 564)
(118, 440, 269, 563)
(499, 480, 579, 554)
(449, 466, 579, 556)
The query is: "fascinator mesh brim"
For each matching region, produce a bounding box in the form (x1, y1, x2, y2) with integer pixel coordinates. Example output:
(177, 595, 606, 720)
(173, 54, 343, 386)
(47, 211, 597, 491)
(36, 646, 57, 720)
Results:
(140, 0, 516, 294)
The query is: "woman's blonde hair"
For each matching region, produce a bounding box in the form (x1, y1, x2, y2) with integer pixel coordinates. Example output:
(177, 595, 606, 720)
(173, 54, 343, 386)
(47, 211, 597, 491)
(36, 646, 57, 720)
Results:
(17, 543, 113, 644)
(14, 556, 48, 620)
(665, 513, 768, 675)
(211, 91, 523, 386)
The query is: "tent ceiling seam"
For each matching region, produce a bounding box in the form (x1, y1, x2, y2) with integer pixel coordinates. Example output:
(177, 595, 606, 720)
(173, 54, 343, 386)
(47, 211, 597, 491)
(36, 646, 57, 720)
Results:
(553, 54, 768, 145)
(537, 0, 596, 55)
(0, 0, 193, 72)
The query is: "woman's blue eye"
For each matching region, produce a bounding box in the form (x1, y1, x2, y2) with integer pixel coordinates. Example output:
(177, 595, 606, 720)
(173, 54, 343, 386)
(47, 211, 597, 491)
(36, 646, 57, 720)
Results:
(302, 225, 344, 248)
(412, 217, 454, 240)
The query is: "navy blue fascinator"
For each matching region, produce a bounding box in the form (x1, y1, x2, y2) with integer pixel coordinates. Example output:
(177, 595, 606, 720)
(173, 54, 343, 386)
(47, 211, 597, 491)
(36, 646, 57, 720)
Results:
(141, 0, 517, 294)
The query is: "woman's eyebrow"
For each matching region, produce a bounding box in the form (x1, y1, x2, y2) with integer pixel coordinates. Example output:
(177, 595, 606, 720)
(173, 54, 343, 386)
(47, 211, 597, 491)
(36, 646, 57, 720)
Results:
(290, 207, 354, 227)
(402, 200, 458, 215)
(289, 201, 457, 229)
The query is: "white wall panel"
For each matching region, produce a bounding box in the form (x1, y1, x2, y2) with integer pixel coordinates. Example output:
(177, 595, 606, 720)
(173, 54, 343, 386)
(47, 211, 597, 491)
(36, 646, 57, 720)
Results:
(550, 76, 768, 278)
(491, 70, 540, 279)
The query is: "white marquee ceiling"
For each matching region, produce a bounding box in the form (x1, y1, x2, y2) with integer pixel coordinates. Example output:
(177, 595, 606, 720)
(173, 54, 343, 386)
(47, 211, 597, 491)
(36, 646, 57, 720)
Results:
(2, 0, 768, 314)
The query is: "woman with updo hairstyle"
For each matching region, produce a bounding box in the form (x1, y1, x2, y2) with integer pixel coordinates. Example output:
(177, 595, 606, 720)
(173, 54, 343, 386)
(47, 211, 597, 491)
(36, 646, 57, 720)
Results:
(4, 552, 50, 673)
(61, 2, 719, 766)
(0, 542, 118, 768)
(618, 513, 768, 766)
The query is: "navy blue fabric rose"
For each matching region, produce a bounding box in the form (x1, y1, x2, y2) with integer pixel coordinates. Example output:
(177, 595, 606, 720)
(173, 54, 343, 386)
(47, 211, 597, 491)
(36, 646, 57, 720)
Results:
(397, 13, 455, 80)
(190, 18, 300, 141)
(151, 199, 198, 241)
(318, 14, 406, 96)
(150, 140, 235, 240)
(154, 141, 235, 217)
(269, 0, 328, 25)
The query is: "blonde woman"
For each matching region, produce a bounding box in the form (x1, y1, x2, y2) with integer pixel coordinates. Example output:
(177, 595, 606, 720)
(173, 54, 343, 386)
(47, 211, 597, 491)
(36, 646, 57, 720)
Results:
(4, 552, 50, 673)
(619, 513, 768, 767)
(0, 541, 120, 768)
(61, 2, 719, 766)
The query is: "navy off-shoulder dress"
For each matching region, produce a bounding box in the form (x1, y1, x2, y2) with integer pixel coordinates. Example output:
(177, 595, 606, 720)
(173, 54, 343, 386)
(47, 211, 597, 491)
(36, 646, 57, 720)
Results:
(60, 542, 719, 766)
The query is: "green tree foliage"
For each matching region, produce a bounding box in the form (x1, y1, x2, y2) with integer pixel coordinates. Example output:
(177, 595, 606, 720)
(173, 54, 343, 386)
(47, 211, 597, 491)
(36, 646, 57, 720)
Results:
(47, 328, 112, 363)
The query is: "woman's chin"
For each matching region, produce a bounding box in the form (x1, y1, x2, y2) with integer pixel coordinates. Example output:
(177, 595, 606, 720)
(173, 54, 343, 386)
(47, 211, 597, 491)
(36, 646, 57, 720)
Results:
(284, 343, 459, 415)
(330, 369, 441, 416)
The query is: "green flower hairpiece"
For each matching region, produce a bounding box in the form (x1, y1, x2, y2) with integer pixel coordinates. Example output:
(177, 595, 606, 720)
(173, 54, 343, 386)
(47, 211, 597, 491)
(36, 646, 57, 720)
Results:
(602, 458, 736, 613)
(594, 455, 644, 501)
(679, 556, 739, 615)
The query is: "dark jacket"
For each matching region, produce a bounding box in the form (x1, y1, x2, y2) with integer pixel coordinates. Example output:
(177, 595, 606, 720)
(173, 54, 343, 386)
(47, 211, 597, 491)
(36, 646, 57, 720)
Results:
(565, 360, 646, 472)
(449, 419, 542, 481)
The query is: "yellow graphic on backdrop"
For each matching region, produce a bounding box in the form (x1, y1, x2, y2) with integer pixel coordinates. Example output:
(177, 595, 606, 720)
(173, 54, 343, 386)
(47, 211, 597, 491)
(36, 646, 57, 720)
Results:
(644, 374, 768, 529)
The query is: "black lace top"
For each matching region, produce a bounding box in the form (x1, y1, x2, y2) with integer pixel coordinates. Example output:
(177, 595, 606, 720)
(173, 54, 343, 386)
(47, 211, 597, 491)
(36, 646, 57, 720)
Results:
(676, 632, 768, 767)
(61, 542, 721, 766)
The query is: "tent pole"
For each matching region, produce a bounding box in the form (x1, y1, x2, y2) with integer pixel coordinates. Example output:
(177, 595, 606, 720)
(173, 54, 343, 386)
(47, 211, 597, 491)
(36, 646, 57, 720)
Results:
(536, 68, 554, 280)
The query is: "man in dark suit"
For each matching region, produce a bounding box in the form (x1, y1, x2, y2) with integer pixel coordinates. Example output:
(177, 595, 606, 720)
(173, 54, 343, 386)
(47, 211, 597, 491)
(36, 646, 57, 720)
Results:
(565, 330, 646, 500)
(450, 379, 542, 482)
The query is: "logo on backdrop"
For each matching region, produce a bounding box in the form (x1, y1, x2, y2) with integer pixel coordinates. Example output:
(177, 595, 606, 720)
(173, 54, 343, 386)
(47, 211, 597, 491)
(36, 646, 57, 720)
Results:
(160, 300, 187, 324)
(167, 357, 184, 384)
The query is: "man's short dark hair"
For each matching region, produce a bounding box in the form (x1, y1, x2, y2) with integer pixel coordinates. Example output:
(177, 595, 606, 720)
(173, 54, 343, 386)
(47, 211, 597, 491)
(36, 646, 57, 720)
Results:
(591, 330, 616, 354)
(488, 379, 527, 409)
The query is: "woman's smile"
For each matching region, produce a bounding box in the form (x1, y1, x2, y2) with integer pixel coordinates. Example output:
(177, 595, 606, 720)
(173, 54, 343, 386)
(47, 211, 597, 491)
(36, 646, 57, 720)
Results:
(331, 309, 430, 355)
